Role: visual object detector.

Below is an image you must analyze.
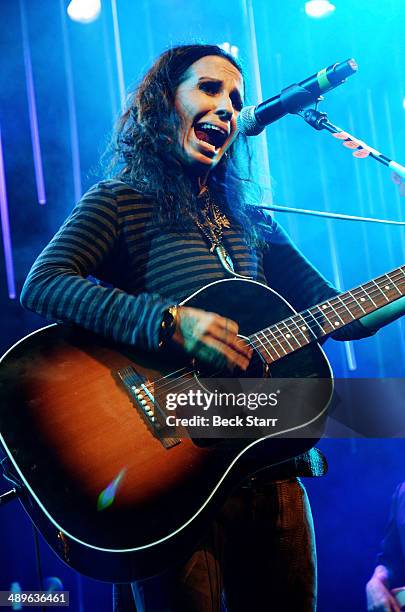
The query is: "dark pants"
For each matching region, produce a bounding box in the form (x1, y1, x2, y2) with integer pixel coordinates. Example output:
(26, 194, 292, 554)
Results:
(113, 478, 317, 612)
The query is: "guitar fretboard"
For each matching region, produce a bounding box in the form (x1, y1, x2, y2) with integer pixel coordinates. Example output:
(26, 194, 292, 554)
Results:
(249, 266, 405, 363)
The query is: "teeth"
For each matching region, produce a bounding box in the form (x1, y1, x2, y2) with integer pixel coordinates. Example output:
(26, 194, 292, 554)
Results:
(197, 122, 227, 136)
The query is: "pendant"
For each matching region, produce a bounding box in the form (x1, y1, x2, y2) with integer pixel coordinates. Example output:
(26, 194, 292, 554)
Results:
(215, 245, 252, 279)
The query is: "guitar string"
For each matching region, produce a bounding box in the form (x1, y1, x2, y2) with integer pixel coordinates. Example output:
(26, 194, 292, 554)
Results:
(140, 272, 405, 400)
(146, 278, 405, 408)
(241, 269, 405, 353)
(149, 276, 405, 390)
(254, 272, 405, 352)
(146, 271, 405, 393)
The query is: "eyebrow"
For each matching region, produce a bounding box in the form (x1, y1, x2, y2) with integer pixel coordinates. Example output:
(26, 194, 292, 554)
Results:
(197, 77, 244, 104)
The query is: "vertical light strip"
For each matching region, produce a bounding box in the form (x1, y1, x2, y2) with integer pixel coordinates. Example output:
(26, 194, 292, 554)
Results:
(101, 5, 119, 122)
(347, 110, 384, 370)
(272, 53, 299, 240)
(366, 89, 395, 264)
(346, 114, 375, 281)
(242, 0, 272, 195)
(110, 0, 126, 108)
(347, 6, 391, 376)
(59, 0, 82, 201)
(0, 127, 16, 299)
(315, 138, 357, 372)
(301, 10, 355, 374)
(383, 93, 405, 362)
(75, 574, 84, 612)
(19, 0, 46, 204)
(383, 92, 405, 259)
(141, 0, 155, 64)
(365, 89, 405, 376)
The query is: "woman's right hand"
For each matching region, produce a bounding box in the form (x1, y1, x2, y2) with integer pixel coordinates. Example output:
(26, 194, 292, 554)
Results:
(366, 576, 401, 612)
(171, 306, 253, 372)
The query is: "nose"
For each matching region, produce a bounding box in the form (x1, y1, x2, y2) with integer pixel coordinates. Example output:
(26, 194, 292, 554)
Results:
(215, 94, 234, 122)
(216, 107, 233, 122)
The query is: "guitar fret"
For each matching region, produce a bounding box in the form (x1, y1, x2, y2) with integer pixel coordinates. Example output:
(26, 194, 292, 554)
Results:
(266, 327, 288, 355)
(328, 300, 346, 325)
(278, 321, 303, 349)
(262, 328, 283, 358)
(371, 279, 389, 301)
(289, 315, 311, 344)
(248, 265, 405, 365)
(336, 295, 355, 321)
(306, 308, 326, 336)
(274, 324, 295, 351)
(348, 290, 366, 314)
(296, 313, 318, 341)
(357, 285, 377, 308)
(384, 273, 402, 295)
(255, 331, 277, 361)
(316, 302, 343, 331)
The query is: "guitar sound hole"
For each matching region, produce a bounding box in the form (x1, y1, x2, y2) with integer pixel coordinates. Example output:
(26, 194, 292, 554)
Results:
(245, 350, 267, 378)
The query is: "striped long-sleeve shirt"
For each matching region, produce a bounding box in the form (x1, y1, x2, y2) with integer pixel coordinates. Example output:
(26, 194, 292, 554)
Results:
(20, 179, 375, 479)
(20, 179, 373, 348)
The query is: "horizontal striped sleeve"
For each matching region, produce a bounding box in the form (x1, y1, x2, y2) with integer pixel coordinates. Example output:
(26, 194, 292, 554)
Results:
(20, 182, 173, 351)
(263, 219, 376, 341)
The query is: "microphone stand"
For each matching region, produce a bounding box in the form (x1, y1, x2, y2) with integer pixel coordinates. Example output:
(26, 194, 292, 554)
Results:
(255, 105, 405, 225)
(297, 107, 405, 179)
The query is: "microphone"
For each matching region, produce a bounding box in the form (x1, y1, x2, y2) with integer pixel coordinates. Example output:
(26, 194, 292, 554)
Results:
(237, 59, 358, 136)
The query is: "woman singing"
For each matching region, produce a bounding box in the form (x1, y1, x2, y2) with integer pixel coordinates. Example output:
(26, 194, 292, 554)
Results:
(21, 44, 404, 611)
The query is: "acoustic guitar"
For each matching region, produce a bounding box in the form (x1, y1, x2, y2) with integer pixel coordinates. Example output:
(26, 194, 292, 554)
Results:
(0, 270, 403, 581)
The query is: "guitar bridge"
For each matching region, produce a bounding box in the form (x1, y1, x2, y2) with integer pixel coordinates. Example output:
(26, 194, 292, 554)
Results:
(116, 366, 180, 449)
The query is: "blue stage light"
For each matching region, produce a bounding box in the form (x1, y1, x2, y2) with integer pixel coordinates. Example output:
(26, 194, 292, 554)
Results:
(230, 45, 239, 58)
(219, 42, 239, 59)
(403, 97, 405, 110)
(67, 0, 101, 24)
(305, 0, 336, 18)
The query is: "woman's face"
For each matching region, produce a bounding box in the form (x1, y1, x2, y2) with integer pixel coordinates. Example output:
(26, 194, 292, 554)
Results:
(174, 55, 243, 177)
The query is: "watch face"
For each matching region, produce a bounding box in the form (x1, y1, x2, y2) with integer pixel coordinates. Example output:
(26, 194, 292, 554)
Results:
(165, 307, 176, 329)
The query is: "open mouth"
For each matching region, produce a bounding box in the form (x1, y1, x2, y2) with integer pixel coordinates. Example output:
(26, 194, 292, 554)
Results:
(194, 122, 229, 150)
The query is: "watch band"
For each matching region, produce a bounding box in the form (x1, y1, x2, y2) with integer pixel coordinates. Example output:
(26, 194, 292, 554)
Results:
(158, 305, 179, 349)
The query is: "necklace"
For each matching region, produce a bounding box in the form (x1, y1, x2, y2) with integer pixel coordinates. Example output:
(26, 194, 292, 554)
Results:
(193, 188, 252, 279)
(195, 190, 229, 253)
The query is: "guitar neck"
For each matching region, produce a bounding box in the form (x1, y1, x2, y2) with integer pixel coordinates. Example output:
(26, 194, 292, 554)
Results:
(250, 266, 405, 362)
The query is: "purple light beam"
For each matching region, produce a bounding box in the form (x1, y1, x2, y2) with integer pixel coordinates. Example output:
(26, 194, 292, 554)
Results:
(20, 0, 46, 205)
(0, 127, 17, 299)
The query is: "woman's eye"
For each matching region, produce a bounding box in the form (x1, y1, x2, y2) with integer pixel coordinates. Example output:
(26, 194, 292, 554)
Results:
(199, 82, 243, 110)
(199, 81, 220, 94)
(231, 96, 243, 111)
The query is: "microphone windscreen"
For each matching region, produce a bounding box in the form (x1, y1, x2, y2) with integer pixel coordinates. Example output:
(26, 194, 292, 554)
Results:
(237, 106, 264, 136)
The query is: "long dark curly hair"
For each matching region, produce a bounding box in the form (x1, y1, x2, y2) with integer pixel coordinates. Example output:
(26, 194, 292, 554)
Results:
(108, 44, 263, 246)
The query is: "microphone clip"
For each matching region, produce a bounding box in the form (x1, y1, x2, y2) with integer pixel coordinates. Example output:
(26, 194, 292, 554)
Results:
(298, 107, 328, 131)
(279, 83, 318, 116)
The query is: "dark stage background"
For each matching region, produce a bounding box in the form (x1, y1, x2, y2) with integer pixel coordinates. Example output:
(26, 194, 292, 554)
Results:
(0, 1, 404, 610)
